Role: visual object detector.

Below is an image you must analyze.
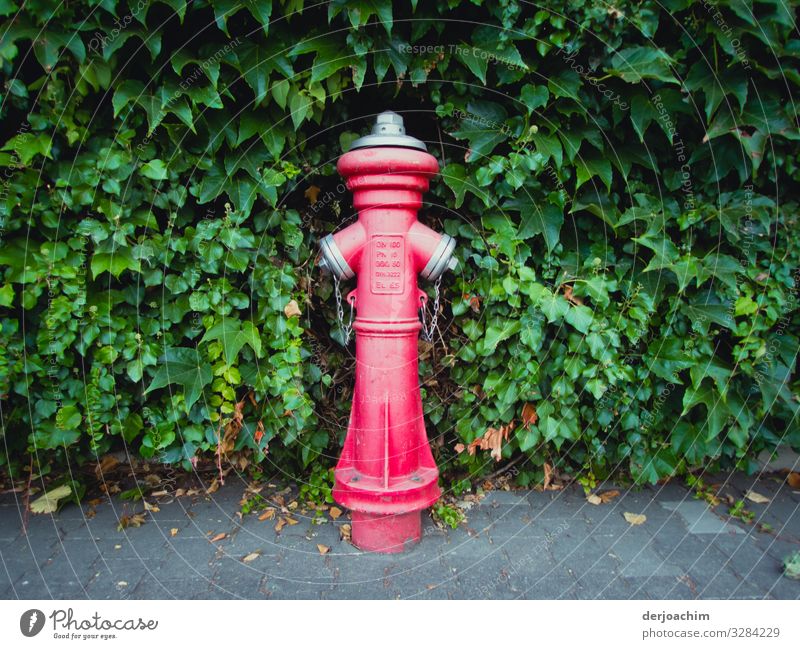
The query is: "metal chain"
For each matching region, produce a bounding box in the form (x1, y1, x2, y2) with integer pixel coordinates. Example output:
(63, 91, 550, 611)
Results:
(333, 275, 354, 344)
(420, 274, 443, 342)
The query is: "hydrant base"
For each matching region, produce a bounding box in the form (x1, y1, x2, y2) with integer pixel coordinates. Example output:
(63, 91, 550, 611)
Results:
(351, 510, 421, 553)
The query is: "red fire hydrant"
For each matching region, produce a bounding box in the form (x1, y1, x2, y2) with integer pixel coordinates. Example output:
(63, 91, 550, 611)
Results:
(318, 111, 457, 553)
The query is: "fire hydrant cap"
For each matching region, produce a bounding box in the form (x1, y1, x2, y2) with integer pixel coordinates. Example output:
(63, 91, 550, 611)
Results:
(347, 111, 427, 152)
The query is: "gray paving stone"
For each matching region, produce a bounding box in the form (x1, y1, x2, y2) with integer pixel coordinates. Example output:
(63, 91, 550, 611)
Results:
(660, 500, 745, 534)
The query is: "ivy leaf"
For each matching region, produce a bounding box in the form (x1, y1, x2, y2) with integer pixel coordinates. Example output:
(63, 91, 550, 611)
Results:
(290, 35, 356, 85)
(201, 319, 262, 364)
(244, 0, 272, 36)
(565, 305, 594, 334)
(442, 163, 468, 208)
(520, 84, 549, 112)
(454, 43, 488, 83)
(575, 154, 612, 191)
(141, 159, 168, 180)
(509, 198, 564, 254)
(91, 248, 137, 279)
(606, 46, 677, 84)
(237, 41, 293, 106)
(145, 347, 213, 411)
(451, 100, 508, 162)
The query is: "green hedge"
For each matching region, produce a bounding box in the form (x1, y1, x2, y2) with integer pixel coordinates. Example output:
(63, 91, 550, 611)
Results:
(0, 0, 798, 488)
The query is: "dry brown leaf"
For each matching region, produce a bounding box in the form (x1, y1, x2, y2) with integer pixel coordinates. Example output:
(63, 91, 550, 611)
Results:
(275, 518, 287, 533)
(521, 403, 538, 428)
(304, 185, 321, 205)
(339, 523, 352, 543)
(624, 512, 646, 525)
(117, 512, 146, 531)
(242, 552, 261, 563)
(143, 500, 160, 512)
(745, 490, 770, 504)
(143, 474, 161, 487)
(95, 455, 120, 479)
(787, 472, 800, 489)
(254, 420, 265, 445)
(329, 506, 343, 520)
(543, 462, 554, 491)
(258, 508, 276, 521)
(287, 501, 298, 511)
(586, 494, 602, 505)
(467, 422, 514, 461)
(285, 516, 299, 525)
(206, 478, 220, 495)
(317, 544, 330, 555)
(599, 490, 620, 503)
(284, 299, 302, 318)
(170, 528, 178, 537)
(562, 284, 583, 305)
(210, 532, 227, 542)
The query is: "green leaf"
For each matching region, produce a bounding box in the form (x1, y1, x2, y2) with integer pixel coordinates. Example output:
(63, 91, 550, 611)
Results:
(565, 304, 594, 334)
(520, 84, 549, 112)
(575, 154, 612, 191)
(91, 248, 137, 279)
(442, 163, 468, 208)
(455, 44, 488, 83)
(141, 159, 168, 180)
(606, 46, 677, 84)
(145, 347, 213, 411)
(201, 319, 262, 364)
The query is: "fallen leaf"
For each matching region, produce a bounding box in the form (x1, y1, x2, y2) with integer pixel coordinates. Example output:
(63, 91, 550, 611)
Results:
(95, 455, 120, 479)
(242, 551, 261, 563)
(258, 508, 276, 521)
(170, 528, 178, 537)
(143, 474, 161, 487)
(599, 490, 620, 503)
(285, 516, 299, 525)
(317, 544, 330, 555)
(586, 494, 602, 505)
(210, 532, 227, 542)
(745, 490, 770, 504)
(624, 512, 646, 525)
(329, 506, 343, 520)
(787, 472, 800, 489)
(542, 462, 553, 491)
(454, 443, 466, 454)
(287, 500, 298, 511)
(275, 518, 287, 532)
(29, 484, 72, 514)
(304, 185, 321, 204)
(117, 512, 146, 531)
(339, 523, 352, 543)
(284, 299, 302, 318)
(206, 478, 220, 495)
(143, 500, 160, 512)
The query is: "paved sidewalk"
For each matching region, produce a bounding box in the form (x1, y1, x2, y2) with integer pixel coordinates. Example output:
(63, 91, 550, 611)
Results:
(1, 472, 798, 599)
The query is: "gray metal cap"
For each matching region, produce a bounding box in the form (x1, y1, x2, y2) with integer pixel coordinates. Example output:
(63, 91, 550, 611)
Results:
(347, 111, 427, 152)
